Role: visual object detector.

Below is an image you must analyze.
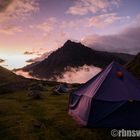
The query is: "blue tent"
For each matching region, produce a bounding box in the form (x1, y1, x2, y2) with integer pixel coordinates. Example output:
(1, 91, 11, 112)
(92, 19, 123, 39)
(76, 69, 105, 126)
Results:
(68, 61, 140, 128)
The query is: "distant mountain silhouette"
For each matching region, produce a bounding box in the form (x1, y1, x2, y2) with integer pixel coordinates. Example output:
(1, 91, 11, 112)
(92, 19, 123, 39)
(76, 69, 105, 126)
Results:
(126, 52, 140, 79)
(23, 40, 134, 80)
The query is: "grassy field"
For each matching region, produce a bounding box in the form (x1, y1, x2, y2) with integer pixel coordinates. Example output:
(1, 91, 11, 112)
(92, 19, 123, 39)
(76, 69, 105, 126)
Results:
(0, 85, 128, 140)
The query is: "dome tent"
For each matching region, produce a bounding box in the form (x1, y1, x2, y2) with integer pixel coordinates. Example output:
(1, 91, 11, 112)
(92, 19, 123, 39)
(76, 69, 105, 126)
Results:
(68, 61, 140, 128)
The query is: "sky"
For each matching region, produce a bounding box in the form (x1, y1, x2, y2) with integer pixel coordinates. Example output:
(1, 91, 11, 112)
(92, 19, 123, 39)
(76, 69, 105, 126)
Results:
(0, 0, 140, 69)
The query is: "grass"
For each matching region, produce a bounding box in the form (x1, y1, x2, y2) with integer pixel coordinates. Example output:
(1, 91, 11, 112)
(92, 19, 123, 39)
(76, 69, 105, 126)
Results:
(0, 85, 128, 140)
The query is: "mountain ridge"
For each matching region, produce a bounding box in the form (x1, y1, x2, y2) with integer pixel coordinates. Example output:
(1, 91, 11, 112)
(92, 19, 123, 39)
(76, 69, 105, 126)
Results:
(0, 66, 33, 93)
(0, 66, 26, 84)
(22, 40, 134, 80)
(126, 52, 140, 79)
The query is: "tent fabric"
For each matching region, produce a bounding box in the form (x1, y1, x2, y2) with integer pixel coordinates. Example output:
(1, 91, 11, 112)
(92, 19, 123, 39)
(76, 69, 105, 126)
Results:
(94, 62, 140, 101)
(68, 61, 140, 128)
(69, 62, 112, 109)
(88, 101, 140, 128)
(72, 63, 112, 97)
(69, 96, 92, 125)
(88, 99, 127, 126)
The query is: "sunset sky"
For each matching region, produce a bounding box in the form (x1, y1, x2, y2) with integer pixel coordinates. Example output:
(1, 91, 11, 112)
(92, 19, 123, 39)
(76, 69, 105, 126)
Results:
(0, 0, 140, 69)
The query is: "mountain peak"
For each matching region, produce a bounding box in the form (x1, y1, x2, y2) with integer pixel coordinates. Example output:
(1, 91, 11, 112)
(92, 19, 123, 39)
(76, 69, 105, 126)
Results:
(64, 40, 73, 44)
(23, 40, 134, 80)
(63, 40, 83, 48)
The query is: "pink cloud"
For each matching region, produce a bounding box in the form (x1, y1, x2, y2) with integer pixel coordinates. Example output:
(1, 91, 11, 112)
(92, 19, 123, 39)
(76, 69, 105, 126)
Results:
(57, 65, 101, 83)
(36, 17, 57, 32)
(0, 25, 22, 35)
(26, 51, 53, 63)
(0, 0, 39, 23)
(67, 0, 121, 15)
(88, 13, 130, 28)
(14, 70, 38, 79)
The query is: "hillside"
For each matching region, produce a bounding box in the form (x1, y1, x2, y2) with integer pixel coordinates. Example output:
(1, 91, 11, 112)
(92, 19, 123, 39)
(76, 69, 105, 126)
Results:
(0, 66, 26, 84)
(23, 40, 134, 80)
(126, 52, 140, 79)
(0, 66, 33, 93)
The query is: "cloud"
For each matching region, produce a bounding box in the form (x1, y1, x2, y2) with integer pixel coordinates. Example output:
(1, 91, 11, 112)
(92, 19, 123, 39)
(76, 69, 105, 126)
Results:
(131, 14, 140, 26)
(67, 0, 121, 15)
(15, 70, 39, 79)
(57, 65, 101, 83)
(60, 13, 130, 32)
(82, 26, 140, 54)
(0, 0, 39, 22)
(24, 47, 47, 56)
(24, 51, 36, 55)
(87, 13, 130, 28)
(0, 0, 12, 12)
(61, 20, 80, 29)
(36, 17, 57, 32)
(0, 58, 5, 63)
(26, 59, 34, 63)
(26, 51, 53, 63)
(0, 25, 22, 34)
(15, 65, 101, 83)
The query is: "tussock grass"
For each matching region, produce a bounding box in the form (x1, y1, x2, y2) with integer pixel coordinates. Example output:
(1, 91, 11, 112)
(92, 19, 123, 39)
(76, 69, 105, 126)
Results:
(0, 87, 125, 140)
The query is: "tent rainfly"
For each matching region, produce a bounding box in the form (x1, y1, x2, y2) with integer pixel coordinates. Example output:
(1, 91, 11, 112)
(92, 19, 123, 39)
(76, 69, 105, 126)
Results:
(68, 61, 140, 128)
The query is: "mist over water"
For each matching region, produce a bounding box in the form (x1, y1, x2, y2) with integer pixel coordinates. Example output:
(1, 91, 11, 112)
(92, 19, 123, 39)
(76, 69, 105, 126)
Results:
(15, 65, 101, 83)
(57, 65, 101, 83)
(14, 70, 39, 79)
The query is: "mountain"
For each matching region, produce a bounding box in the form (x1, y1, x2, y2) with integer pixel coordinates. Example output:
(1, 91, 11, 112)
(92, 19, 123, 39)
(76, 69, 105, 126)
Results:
(23, 40, 134, 80)
(126, 52, 140, 79)
(0, 66, 25, 84)
(0, 66, 31, 93)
